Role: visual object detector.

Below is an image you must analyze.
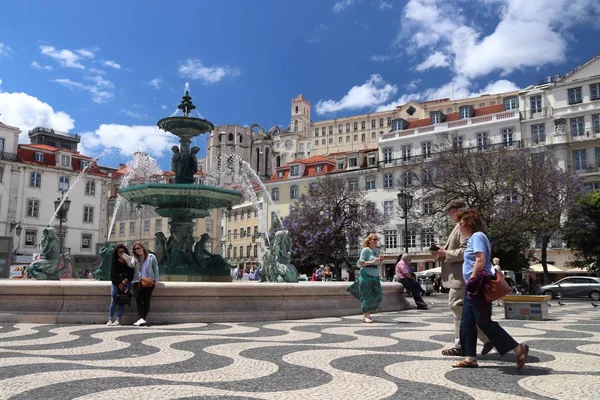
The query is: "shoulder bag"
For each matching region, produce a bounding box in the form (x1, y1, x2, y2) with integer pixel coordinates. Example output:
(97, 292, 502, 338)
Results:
(114, 292, 131, 306)
(482, 236, 512, 302)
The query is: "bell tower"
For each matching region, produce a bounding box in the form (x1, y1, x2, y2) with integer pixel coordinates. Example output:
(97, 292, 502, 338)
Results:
(290, 94, 311, 136)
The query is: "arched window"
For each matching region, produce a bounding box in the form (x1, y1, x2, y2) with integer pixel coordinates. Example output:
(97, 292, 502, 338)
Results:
(228, 133, 234, 141)
(255, 147, 260, 173)
(295, 106, 299, 114)
(264, 148, 270, 175)
(271, 188, 279, 201)
(238, 134, 243, 143)
(276, 155, 281, 167)
(294, 120, 298, 132)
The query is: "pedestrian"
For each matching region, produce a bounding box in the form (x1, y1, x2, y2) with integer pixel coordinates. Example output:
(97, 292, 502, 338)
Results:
(312, 267, 318, 281)
(106, 244, 133, 326)
(434, 199, 492, 357)
(345, 267, 356, 282)
(452, 209, 529, 369)
(492, 258, 503, 306)
(128, 242, 159, 327)
(347, 233, 384, 323)
(395, 254, 430, 310)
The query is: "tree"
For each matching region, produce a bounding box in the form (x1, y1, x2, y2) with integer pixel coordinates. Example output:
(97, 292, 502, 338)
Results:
(562, 190, 600, 276)
(278, 176, 385, 278)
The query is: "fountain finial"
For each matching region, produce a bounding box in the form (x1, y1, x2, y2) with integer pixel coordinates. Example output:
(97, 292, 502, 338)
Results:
(178, 83, 196, 117)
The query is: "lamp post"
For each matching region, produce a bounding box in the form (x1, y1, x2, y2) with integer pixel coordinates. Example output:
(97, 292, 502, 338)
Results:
(136, 204, 143, 243)
(10, 222, 22, 253)
(397, 189, 413, 254)
(53, 191, 71, 254)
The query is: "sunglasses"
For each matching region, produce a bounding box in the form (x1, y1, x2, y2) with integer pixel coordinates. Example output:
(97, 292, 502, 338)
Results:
(133, 247, 142, 251)
(370, 238, 378, 241)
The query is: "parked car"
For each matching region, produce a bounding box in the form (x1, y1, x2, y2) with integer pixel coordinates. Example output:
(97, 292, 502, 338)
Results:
(538, 276, 600, 301)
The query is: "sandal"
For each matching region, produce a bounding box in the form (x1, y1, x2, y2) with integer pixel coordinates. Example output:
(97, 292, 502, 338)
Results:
(442, 347, 464, 356)
(452, 359, 478, 368)
(363, 317, 373, 323)
(516, 344, 529, 369)
(481, 341, 494, 356)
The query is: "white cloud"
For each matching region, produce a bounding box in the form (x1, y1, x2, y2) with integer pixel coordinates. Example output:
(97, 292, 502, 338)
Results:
(333, 0, 360, 13)
(0, 91, 75, 142)
(178, 59, 240, 83)
(52, 77, 114, 104)
(306, 23, 330, 44)
(103, 60, 121, 69)
(399, 0, 600, 79)
(369, 54, 400, 62)
(315, 74, 398, 115)
(415, 51, 450, 71)
(75, 49, 95, 58)
(121, 109, 150, 120)
(40, 45, 88, 69)
(30, 61, 53, 71)
(88, 67, 106, 75)
(379, 1, 392, 10)
(161, 105, 168, 110)
(405, 78, 422, 91)
(148, 78, 162, 90)
(78, 124, 177, 160)
(0, 42, 13, 57)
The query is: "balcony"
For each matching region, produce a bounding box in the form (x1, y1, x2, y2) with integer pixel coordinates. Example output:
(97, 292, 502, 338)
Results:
(520, 107, 553, 120)
(0, 152, 17, 161)
(380, 110, 520, 142)
(571, 162, 600, 175)
(521, 130, 600, 147)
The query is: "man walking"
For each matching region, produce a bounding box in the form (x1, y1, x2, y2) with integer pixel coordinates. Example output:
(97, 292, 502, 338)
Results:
(434, 199, 492, 356)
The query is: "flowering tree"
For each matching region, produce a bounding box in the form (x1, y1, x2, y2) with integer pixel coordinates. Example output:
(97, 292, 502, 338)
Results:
(562, 190, 600, 276)
(276, 176, 384, 277)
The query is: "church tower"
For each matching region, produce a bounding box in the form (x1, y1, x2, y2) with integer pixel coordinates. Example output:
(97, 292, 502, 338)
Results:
(290, 94, 311, 136)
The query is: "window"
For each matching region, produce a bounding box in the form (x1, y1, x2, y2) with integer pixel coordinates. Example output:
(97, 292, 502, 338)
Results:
(246, 245, 251, 258)
(353, 122, 358, 131)
(271, 188, 279, 201)
(366, 176, 375, 190)
(329, 126, 333, 135)
(315, 164, 323, 172)
(25, 229, 37, 246)
(371, 120, 376, 129)
(423, 201, 433, 215)
(30, 172, 41, 188)
(593, 114, 600, 134)
(321, 139, 325, 145)
(349, 158, 357, 167)
(143, 220, 150, 233)
(128, 222, 135, 235)
(371, 131, 376, 139)
(361, 133, 366, 142)
(573, 149, 587, 171)
(233, 247, 237, 259)
(459, 107, 471, 119)
(353, 134, 358, 141)
(314, 128, 319, 136)
(430, 112, 440, 124)
(240, 228, 245, 238)
(401, 145, 411, 161)
(290, 185, 298, 199)
(59, 176, 69, 191)
(314, 140, 318, 146)
(476, 132, 488, 151)
(452, 136, 463, 150)
(392, 119, 403, 131)
(479, 103, 485, 108)
(383, 147, 393, 163)
(253, 244, 258, 258)
(402, 170, 413, 186)
(206, 219, 213, 233)
(247, 209, 251, 219)
(383, 173, 393, 188)
(570, 117, 585, 137)
(80, 160, 89, 170)
(34, 152, 44, 162)
(240, 210, 244, 220)
(234, 229, 238, 239)
(85, 180, 95, 196)
(530, 95, 542, 113)
(60, 154, 71, 167)
(81, 233, 92, 249)
(422, 228, 435, 247)
(383, 201, 395, 218)
(338, 124, 343, 133)
(502, 127, 514, 147)
(328, 138, 333, 144)
(119, 222, 125, 236)
(361, 121, 365, 130)
(310, 182, 319, 192)
(387, 117, 392, 126)
(346, 136, 350, 143)
(421, 169, 432, 184)
(379, 118, 384, 127)
(277, 171, 284, 178)
(385, 230, 398, 248)
(531, 124, 546, 144)
(0, 167, 3, 183)
(591, 83, 600, 101)
(234, 212, 238, 221)
(27, 199, 39, 217)
(83, 206, 94, 223)
(447, 107, 453, 113)
(338, 161, 344, 170)
(346, 123, 350, 132)
(405, 229, 416, 248)
(348, 179, 358, 192)
(368, 156, 376, 166)
(422, 141, 432, 159)
(155, 219, 162, 233)
(504, 97, 518, 110)
(568, 87, 582, 104)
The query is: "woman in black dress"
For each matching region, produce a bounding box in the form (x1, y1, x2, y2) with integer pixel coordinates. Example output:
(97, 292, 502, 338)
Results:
(107, 244, 133, 326)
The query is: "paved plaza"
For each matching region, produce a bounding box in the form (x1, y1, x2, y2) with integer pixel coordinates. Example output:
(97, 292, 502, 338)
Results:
(0, 297, 598, 400)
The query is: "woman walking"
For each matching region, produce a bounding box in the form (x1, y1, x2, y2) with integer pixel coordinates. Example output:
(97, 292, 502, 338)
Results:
(128, 242, 159, 326)
(453, 209, 529, 369)
(107, 244, 133, 326)
(347, 233, 384, 323)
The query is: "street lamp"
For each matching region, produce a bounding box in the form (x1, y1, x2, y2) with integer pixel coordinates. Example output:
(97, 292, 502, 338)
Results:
(54, 191, 71, 254)
(397, 189, 413, 254)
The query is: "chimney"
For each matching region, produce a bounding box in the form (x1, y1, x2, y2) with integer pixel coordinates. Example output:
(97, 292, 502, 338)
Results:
(119, 163, 126, 169)
(547, 76, 552, 83)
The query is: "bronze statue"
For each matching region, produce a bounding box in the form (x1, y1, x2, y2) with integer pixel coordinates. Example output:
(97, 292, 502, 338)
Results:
(28, 227, 61, 280)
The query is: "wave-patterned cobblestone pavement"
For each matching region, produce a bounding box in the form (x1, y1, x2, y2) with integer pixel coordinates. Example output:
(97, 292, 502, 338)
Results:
(0, 302, 598, 399)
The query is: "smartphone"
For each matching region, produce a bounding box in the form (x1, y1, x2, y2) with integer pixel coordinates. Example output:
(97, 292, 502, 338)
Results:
(429, 244, 440, 251)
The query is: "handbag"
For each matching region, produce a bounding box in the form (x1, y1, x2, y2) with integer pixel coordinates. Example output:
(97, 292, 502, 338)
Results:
(484, 271, 513, 302)
(140, 277, 154, 287)
(114, 292, 131, 306)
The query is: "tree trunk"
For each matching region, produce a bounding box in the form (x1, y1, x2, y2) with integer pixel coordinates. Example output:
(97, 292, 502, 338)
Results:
(541, 236, 550, 285)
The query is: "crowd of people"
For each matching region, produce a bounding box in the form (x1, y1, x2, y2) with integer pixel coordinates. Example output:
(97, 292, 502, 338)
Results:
(347, 199, 529, 370)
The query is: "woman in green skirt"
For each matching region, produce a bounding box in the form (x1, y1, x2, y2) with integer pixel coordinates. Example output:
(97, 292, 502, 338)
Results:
(347, 232, 384, 323)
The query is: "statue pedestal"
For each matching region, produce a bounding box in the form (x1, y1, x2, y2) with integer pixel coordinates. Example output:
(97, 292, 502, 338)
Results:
(161, 274, 232, 282)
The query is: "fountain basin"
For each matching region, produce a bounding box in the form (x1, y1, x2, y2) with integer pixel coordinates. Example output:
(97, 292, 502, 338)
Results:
(157, 116, 214, 140)
(118, 183, 243, 218)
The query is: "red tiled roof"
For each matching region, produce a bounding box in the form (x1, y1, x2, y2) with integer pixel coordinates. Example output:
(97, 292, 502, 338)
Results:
(21, 143, 88, 157)
(287, 155, 335, 165)
(407, 103, 508, 129)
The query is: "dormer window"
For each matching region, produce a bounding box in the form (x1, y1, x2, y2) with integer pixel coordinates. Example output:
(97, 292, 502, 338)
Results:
(503, 97, 518, 110)
(391, 119, 407, 131)
(60, 154, 71, 167)
(459, 106, 473, 119)
(80, 160, 89, 170)
(315, 164, 323, 172)
(290, 165, 299, 176)
(277, 171, 284, 178)
(34, 152, 44, 162)
(349, 158, 358, 167)
(430, 112, 444, 124)
(337, 161, 344, 169)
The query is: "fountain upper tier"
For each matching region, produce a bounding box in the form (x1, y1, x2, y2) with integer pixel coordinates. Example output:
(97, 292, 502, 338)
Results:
(118, 183, 243, 219)
(156, 88, 214, 141)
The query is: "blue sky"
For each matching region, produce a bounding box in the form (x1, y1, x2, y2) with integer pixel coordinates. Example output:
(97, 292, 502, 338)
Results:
(0, 0, 599, 170)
